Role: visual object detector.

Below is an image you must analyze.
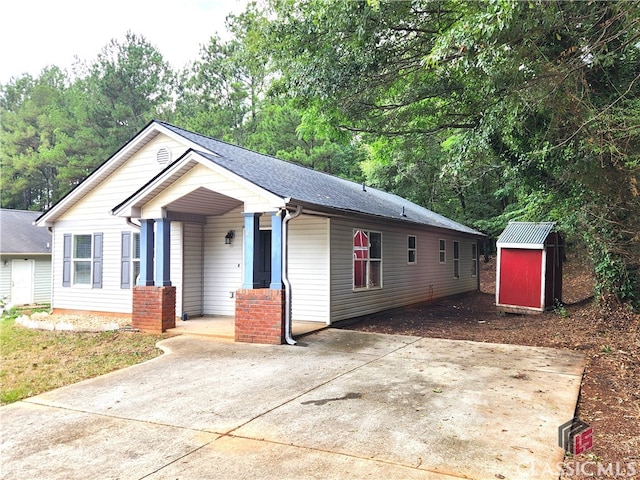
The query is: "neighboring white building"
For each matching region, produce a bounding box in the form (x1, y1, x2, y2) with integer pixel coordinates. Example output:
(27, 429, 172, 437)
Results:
(0, 209, 52, 306)
(36, 120, 483, 337)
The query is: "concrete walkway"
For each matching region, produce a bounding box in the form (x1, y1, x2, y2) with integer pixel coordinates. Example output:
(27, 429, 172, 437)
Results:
(0, 329, 585, 479)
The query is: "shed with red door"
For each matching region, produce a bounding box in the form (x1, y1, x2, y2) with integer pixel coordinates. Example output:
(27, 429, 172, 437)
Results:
(496, 222, 563, 314)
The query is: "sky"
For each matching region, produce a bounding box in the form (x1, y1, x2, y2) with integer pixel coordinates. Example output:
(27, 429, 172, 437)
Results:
(0, 0, 248, 84)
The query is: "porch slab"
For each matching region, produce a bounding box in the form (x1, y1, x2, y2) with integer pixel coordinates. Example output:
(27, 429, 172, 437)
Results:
(167, 316, 326, 340)
(0, 329, 585, 480)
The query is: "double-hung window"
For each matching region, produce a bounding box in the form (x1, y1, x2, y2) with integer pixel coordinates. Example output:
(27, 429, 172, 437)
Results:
(73, 235, 92, 285)
(121, 231, 141, 288)
(353, 229, 382, 290)
(453, 241, 460, 279)
(407, 235, 417, 264)
(132, 232, 141, 284)
(439, 239, 446, 264)
(63, 232, 103, 288)
(471, 243, 477, 277)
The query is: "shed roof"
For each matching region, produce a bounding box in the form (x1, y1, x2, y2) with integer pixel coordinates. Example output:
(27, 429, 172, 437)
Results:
(497, 222, 555, 246)
(157, 121, 483, 236)
(0, 209, 51, 254)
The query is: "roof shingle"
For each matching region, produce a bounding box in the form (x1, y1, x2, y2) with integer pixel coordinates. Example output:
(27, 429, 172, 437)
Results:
(0, 209, 51, 254)
(158, 121, 483, 236)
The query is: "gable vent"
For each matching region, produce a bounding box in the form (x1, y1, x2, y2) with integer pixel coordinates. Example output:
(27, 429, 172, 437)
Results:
(156, 147, 171, 165)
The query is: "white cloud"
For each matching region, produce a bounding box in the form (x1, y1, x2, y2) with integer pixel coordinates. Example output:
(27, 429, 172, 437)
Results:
(0, 0, 248, 83)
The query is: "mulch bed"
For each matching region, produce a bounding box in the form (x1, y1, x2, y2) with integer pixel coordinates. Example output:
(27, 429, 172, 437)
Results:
(341, 256, 639, 478)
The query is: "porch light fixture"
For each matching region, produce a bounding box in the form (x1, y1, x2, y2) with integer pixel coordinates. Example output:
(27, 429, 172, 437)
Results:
(225, 230, 235, 245)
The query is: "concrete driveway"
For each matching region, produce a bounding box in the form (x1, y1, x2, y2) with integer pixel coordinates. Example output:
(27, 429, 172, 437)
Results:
(0, 329, 584, 479)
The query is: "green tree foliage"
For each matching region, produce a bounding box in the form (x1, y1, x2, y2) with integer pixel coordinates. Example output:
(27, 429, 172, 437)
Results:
(174, 3, 269, 145)
(0, 68, 76, 210)
(1, 32, 176, 209)
(73, 31, 175, 162)
(265, 0, 640, 306)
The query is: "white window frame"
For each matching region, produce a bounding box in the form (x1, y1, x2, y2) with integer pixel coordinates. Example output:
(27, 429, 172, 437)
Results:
(407, 235, 417, 264)
(353, 229, 383, 291)
(453, 241, 460, 279)
(73, 234, 92, 286)
(439, 239, 446, 264)
(132, 232, 141, 286)
(471, 243, 477, 277)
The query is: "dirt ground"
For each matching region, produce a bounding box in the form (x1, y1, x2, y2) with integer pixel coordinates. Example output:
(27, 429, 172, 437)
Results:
(343, 256, 639, 478)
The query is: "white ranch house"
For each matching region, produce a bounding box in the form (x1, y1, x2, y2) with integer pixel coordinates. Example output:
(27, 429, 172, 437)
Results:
(36, 120, 483, 343)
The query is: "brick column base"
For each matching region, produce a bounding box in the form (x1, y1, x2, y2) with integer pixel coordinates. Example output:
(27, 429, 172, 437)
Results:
(235, 289, 285, 344)
(132, 286, 176, 334)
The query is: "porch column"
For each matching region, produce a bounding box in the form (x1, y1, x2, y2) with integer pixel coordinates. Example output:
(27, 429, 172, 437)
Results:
(270, 210, 284, 289)
(155, 217, 171, 286)
(133, 217, 175, 333)
(138, 219, 155, 286)
(242, 212, 262, 289)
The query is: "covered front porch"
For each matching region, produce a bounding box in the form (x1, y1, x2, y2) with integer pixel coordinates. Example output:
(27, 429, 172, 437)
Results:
(112, 150, 319, 344)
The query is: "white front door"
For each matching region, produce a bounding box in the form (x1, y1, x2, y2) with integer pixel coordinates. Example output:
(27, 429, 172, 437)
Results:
(11, 259, 34, 305)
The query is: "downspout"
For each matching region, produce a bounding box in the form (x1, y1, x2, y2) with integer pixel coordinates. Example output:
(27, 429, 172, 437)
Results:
(282, 205, 303, 345)
(126, 217, 141, 230)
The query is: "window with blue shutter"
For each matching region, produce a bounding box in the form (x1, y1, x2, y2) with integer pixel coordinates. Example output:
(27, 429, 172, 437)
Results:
(121, 231, 131, 289)
(63, 234, 71, 287)
(92, 233, 103, 288)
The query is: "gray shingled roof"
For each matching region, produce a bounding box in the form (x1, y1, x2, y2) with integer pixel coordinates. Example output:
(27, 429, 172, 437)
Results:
(0, 209, 51, 254)
(158, 121, 483, 236)
(497, 222, 555, 245)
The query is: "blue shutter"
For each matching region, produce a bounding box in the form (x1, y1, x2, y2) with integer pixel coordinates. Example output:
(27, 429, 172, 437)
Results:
(92, 233, 103, 289)
(63, 234, 71, 287)
(121, 231, 131, 289)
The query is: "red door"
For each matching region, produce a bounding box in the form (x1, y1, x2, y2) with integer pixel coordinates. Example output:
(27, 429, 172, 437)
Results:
(498, 249, 542, 309)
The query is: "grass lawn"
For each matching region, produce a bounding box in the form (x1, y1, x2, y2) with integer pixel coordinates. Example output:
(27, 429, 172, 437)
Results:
(0, 312, 166, 405)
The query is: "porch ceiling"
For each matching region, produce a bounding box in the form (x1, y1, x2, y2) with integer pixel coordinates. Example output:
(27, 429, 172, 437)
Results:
(165, 187, 242, 216)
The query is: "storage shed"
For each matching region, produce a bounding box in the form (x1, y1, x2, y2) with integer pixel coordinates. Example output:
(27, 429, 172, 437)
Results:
(496, 222, 563, 314)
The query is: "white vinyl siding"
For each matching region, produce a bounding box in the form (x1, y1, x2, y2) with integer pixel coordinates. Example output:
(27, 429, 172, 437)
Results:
(330, 217, 478, 322)
(182, 222, 204, 317)
(49, 134, 188, 313)
(171, 224, 183, 317)
(288, 215, 330, 323)
(203, 207, 244, 316)
(53, 225, 130, 312)
(56, 135, 187, 223)
(201, 211, 329, 323)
